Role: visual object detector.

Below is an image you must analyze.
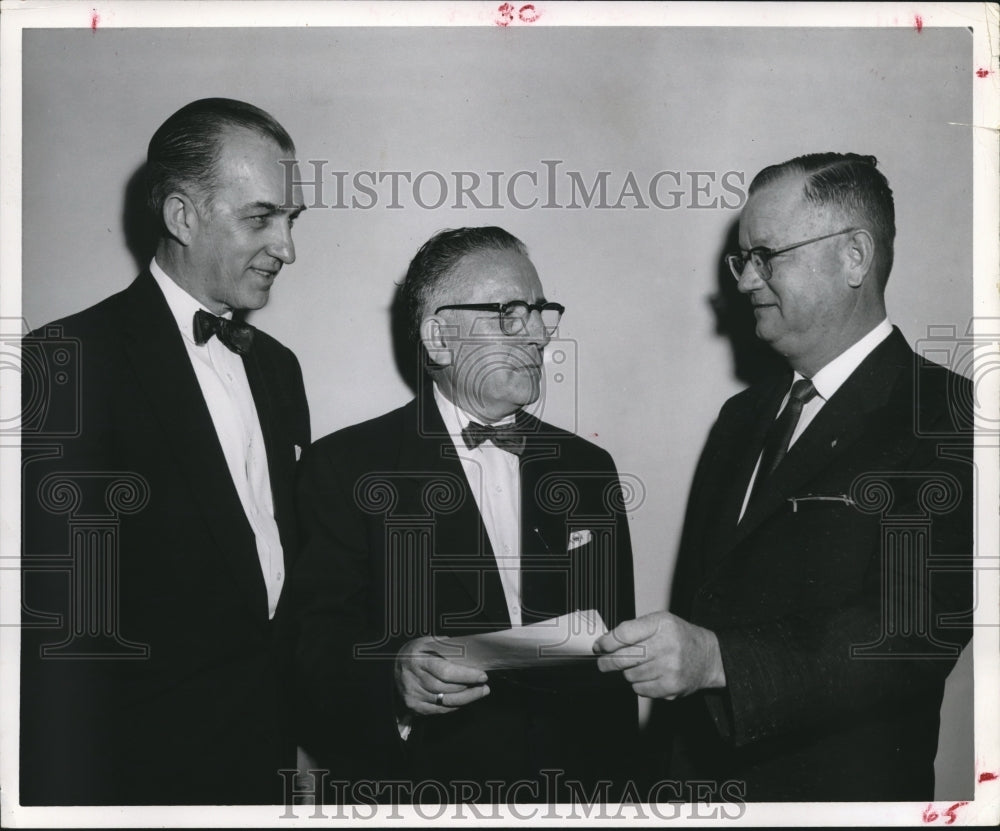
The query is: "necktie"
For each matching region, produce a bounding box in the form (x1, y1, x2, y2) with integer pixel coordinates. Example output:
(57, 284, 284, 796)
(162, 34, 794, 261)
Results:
(751, 378, 818, 494)
(193, 309, 254, 355)
(461, 421, 526, 456)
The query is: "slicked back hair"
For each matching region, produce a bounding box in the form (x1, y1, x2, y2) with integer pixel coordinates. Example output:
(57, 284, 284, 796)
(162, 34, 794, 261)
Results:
(146, 97, 295, 231)
(400, 226, 529, 344)
(749, 152, 896, 287)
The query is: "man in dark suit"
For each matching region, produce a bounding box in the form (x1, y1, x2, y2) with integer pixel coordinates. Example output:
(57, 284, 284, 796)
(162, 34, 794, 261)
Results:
(595, 153, 973, 801)
(292, 227, 637, 803)
(20, 98, 310, 805)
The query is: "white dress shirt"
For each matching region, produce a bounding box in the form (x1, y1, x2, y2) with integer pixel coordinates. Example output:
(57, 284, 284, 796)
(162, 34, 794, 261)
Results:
(434, 384, 524, 627)
(150, 259, 285, 618)
(739, 318, 893, 520)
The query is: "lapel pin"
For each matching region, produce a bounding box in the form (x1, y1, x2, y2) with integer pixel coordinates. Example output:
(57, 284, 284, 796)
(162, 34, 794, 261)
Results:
(831, 438, 838, 448)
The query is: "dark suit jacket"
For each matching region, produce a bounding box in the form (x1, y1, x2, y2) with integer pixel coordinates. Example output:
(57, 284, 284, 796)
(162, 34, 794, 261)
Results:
(20, 271, 310, 805)
(291, 390, 638, 803)
(659, 328, 973, 801)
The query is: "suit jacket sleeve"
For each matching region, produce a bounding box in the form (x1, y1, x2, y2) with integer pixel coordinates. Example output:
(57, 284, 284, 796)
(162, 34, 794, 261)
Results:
(290, 432, 408, 774)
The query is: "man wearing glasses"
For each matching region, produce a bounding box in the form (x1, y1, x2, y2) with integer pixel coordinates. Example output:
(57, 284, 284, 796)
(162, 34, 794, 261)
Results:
(595, 153, 972, 800)
(292, 227, 637, 802)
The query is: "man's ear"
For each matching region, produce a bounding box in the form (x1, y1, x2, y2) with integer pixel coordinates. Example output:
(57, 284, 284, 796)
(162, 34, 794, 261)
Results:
(844, 228, 876, 288)
(161, 192, 199, 246)
(420, 315, 454, 368)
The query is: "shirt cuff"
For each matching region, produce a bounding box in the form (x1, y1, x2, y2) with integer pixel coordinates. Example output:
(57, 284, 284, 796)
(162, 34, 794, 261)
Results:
(396, 712, 413, 741)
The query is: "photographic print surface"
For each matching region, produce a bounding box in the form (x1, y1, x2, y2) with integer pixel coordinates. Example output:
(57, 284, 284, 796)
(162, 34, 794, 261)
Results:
(1, 1, 997, 826)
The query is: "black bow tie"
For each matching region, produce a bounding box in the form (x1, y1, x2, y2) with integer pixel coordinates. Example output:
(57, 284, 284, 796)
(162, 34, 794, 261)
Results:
(461, 421, 526, 456)
(193, 309, 254, 355)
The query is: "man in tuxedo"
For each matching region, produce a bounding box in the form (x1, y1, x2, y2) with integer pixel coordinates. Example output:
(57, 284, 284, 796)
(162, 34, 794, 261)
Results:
(595, 153, 973, 801)
(292, 227, 637, 803)
(20, 98, 310, 805)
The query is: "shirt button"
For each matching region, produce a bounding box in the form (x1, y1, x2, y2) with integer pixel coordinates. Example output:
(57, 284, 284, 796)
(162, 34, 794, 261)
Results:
(276, 571, 283, 581)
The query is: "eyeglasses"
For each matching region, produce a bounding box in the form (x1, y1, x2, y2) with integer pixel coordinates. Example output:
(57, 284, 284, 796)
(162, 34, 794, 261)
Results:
(726, 228, 860, 282)
(434, 301, 565, 336)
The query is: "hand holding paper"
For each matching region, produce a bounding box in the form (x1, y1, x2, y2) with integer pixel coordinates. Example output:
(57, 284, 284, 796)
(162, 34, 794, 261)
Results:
(593, 610, 726, 699)
(394, 636, 490, 716)
(395, 610, 614, 716)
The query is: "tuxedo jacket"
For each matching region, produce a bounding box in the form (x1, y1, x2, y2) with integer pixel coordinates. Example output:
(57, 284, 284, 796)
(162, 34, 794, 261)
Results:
(20, 271, 310, 805)
(291, 390, 638, 801)
(660, 328, 973, 801)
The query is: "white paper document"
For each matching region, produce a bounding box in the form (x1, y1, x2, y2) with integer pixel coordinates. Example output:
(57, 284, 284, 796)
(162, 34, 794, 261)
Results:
(433, 609, 608, 670)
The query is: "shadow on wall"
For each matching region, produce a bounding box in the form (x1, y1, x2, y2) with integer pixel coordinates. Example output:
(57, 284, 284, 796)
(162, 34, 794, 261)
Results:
(390, 276, 423, 396)
(389, 272, 424, 395)
(122, 163, 157, 275)
(709, 217, 788, 386)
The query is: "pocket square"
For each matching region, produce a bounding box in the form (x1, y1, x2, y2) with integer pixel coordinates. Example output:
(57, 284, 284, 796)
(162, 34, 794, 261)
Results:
(567, 529, 592, 550)
(294, 444, 303, 461)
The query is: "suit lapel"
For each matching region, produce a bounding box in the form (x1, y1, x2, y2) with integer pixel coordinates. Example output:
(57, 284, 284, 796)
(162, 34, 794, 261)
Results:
(396, 393, 510, 631)
(698, 377, 789, 570)
(242, 343, 295, 562)
(514, 411, 569, 623)
(725, 330, 910, 551)
(722, 379, 787, 537)
(120, 272, 269, 622)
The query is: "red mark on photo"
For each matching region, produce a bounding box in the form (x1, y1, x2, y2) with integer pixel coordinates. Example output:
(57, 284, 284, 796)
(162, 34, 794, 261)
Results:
(944, 802, 968, 824)
(914, 15, 923, 33)
(91, 9, 99, 31)
(923, 802, 968, 824)
(980, 771, 998, 782)
(519, 4, 540, 23)
(496, 2, 515, 26)
(976, 68, 991, 78)
(495, 2, 541, 26)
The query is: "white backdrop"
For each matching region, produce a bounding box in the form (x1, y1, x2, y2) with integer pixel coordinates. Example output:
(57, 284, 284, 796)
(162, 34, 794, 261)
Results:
(14, 16, 980, 802)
